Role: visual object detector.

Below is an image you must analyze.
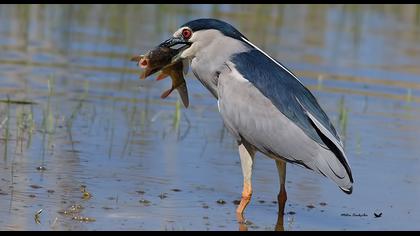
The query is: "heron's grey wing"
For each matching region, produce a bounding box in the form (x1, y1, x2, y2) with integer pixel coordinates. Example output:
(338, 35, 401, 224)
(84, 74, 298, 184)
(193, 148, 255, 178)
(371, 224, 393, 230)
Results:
(230, 49, 341, 146)
(217, 52, 353, 192)
(230, 49, 352, 176)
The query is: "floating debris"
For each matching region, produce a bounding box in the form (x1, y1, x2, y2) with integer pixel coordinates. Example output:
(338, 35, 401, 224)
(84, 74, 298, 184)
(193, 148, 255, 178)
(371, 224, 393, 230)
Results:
(287, 211, 296, 215)
(232, 200, 241, 205)
(60, 204, 94, 223)
(59, 204, 84, 215)
(47, 189, 55, 194)
(202, 203, 209, 209)
(374, 212, 382, 218)
(82, 192, 92, 200)
(319, 202, 327, 206)
(80, 185, 92, 200)
(136, 190, 145, 195)
(306, 204, 315, 209)
(72, 216, 96, 222)
(80, 185, 87, 191)
(29, 194, 36, 198)
(139, 199, 151, 206)
(30, 185, 42, 189)
(158, 193, 168, 199)
(34, 209, 43, 224)
(258, 200, 265, 204)
(216, 199, 226, 205)
(36, 166, 47, 171)
(171, 188, 182, 192)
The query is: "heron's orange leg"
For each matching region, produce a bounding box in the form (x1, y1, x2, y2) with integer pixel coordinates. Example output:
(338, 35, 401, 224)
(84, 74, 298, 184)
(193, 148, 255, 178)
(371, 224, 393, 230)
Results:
(278, 184, 287, 211)
(236, 142, 255, 216)
(274, 209, 285, 231)
(236, 211, 248, 231)
(236, 182, 252, 214)
(275, 160, 287, 215)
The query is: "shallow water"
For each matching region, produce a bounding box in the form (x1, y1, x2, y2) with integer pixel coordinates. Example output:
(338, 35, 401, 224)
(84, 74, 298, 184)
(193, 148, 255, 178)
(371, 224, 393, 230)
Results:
(0, 4, 420, 230)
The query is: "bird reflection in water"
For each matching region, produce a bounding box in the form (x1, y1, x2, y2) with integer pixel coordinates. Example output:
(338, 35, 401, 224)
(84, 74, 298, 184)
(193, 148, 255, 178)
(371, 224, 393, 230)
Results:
(236, 197, 287, 231)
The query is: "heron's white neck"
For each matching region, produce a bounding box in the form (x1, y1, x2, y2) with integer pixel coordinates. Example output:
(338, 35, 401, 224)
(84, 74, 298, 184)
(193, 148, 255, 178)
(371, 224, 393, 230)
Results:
(185, 30, 250, 99)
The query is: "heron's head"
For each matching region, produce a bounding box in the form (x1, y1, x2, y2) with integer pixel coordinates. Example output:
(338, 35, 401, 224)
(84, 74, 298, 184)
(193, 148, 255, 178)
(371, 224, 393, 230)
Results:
(158, 18, 249, 63)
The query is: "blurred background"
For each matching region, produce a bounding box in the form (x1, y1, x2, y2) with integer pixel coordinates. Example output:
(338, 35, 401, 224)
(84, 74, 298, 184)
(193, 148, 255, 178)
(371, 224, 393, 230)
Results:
(0, 4, 419, 230)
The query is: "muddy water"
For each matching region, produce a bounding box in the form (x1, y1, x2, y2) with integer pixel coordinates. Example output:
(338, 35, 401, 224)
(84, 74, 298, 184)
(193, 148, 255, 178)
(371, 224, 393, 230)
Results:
(0, 4, 420, 230)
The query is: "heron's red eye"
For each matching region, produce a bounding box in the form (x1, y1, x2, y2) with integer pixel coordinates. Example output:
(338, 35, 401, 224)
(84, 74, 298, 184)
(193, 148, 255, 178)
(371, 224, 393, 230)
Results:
(182, 28, 192, 39)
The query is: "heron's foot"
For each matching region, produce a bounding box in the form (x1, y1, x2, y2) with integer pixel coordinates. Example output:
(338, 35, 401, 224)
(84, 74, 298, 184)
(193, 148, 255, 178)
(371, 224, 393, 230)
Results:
(236, 193, 252, 214)
(275, 211, 285, 231)
(277, 186, 287, 215)
(236, 212, 248, 231)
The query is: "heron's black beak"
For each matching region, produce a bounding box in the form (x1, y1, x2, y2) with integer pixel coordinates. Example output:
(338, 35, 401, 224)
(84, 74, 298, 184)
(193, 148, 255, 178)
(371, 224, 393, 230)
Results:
(159, 37, 190, 48)
(158, 37, 191, 63)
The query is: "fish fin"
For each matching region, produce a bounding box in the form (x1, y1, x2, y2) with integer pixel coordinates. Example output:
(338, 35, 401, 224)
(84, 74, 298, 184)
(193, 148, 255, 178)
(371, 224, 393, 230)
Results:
(176, 82, 189, 108)
(160, 88, 174, 99)
(156, 72, 169, 81)
(142, 68, 160, 80)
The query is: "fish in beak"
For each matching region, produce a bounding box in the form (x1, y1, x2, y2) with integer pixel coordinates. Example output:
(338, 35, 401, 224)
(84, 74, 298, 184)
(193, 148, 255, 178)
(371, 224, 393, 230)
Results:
(130, 46, 178, 80)
(130, 43, 190, 108)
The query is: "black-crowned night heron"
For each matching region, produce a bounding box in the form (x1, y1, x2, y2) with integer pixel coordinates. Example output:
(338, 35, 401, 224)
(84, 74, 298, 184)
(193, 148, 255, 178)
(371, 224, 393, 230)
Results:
(155, 18, 353, 217)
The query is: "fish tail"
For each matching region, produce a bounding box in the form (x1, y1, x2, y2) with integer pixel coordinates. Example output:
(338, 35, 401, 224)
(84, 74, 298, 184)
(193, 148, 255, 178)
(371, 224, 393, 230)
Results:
(176, 82, 189, 108)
